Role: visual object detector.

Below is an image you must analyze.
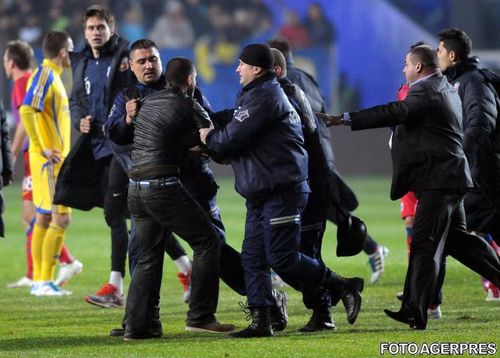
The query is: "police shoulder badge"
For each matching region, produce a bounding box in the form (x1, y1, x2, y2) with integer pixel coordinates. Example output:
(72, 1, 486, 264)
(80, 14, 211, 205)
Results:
(234, 108, 250, 122)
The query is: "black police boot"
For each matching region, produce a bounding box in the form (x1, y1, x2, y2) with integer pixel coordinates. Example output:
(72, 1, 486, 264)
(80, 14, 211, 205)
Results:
(298, 306, 336, 332)
(327, 272, 364, 324)
(270, 289, 288, 331)
(231, 307, 274, 338)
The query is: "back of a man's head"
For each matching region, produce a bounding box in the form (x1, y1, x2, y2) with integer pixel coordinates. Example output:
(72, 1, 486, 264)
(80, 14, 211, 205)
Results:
(5, 40, 34, 70)
(409, 45, 439, 71)
(438, 28, 472, 62)
(267, 38, 292, 60)
(270, 48, 287, 78)
(83, 5, 115, 30)
(43, 31, 70, 59)
(165, 57, 193, 87)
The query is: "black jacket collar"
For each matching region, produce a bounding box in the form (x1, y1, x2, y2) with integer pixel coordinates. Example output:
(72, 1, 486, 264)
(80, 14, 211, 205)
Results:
(243, 72, 276, 91)
(82, 33, 127, 59)
(443, 56, 480, 81)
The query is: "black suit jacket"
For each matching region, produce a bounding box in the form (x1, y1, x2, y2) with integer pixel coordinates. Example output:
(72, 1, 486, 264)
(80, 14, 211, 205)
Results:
(349, 73, 473, 200)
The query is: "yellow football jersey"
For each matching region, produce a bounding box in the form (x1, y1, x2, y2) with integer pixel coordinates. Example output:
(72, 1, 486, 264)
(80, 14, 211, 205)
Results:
(22, 59, 71, 157)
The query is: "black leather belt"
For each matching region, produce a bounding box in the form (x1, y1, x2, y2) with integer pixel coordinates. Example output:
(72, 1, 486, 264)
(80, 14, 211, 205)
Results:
(129, 177, 179, 189)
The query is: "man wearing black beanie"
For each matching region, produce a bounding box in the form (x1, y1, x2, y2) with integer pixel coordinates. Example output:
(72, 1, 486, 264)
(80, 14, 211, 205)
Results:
(200, 44, 364, 338)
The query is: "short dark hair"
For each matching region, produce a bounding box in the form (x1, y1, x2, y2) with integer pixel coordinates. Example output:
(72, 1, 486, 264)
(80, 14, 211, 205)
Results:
(408, 45, 438, 69)
(437, 28, 472, 61)
(83, 5, 115, 30)
(165, 57, 194, 87)
(42, 31, 70, 59)
(129, 39, 159, 58)
(5, 40, 34, 70)
(267, 38, 291, 58)
(410, 41, 426, 50)
(271, 48, 287, 73)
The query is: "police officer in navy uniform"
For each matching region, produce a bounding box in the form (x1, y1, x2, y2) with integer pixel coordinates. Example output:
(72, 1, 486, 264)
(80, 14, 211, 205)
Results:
(200, 44, 364, 338)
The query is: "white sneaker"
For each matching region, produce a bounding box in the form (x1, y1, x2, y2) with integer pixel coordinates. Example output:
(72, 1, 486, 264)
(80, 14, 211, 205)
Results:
(34, 282, 72, 296)
(486, 286, 500, 301)
(6, 276, 33, 288)
(368, 246, 389, 284)
(54, 259, 83, 286)
(30, 282, 42, 296)
(427, 305, 442, 320)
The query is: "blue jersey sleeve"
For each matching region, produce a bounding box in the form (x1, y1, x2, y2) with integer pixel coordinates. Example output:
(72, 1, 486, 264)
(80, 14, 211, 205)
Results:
(105, 90, 134, 145)
(23, 67, 54, 112)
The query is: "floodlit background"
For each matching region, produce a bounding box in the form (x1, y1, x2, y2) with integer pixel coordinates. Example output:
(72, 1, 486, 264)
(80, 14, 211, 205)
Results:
(1, 0, 499, 175)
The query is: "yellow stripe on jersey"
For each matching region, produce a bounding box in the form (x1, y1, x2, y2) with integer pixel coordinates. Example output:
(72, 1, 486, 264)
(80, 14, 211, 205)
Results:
(30, 66, 51, 110)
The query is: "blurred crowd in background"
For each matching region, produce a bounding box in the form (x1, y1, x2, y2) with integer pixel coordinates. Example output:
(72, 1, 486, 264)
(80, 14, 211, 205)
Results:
(0, 0, 334, 51)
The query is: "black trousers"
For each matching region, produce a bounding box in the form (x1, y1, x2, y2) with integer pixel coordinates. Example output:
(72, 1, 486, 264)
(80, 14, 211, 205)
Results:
(127, 186, 246, 296)
(125, 178, 221, 334)
(401, 190, 500, 327)
(103, 156, 130, 277)
(299, 189, 331, 309)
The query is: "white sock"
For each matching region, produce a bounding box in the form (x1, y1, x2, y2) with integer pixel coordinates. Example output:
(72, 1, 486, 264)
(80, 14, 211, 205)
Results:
(174, 255, 192, 275)
(109, 271, 124, 294)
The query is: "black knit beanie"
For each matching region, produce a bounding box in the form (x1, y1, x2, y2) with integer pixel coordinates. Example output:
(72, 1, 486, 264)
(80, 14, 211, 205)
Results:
(239, 44, 274, 69)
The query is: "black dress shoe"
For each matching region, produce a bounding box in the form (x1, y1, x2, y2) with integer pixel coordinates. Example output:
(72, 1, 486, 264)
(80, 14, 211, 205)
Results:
(384, 309, 426, 330)
(339, 278, 364, 324)
(270, 289, 288, 332)
(298, 309, 336, 333)
(123, 330, 163, 340)
(110, 328, 125, 337)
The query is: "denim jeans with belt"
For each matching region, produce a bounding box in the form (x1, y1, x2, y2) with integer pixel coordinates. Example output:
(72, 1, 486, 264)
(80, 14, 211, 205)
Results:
(125, 177, 221, 334)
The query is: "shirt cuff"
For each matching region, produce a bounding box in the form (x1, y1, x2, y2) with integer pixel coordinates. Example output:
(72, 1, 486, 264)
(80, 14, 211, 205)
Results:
(342, 112, 352, 126)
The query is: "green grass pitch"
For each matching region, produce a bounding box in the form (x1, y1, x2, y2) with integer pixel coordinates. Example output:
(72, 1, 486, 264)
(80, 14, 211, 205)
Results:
(0, 177, 498, 357)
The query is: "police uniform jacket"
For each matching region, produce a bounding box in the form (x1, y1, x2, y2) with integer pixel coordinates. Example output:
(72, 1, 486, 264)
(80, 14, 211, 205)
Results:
(206, 72, 308, 201)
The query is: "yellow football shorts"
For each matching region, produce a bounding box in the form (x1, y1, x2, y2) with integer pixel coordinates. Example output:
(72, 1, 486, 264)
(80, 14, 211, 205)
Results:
(29, 152, 71, 214)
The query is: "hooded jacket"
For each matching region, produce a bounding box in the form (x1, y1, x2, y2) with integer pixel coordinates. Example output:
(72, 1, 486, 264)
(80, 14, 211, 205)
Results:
(443, 56, 500, 231)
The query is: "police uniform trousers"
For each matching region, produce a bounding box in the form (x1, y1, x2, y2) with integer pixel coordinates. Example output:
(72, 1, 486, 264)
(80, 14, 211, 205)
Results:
(242, 181, 327, 308)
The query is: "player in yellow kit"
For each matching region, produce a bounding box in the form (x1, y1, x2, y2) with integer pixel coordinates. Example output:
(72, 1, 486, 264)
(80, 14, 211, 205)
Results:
(20, 31, 74, 296)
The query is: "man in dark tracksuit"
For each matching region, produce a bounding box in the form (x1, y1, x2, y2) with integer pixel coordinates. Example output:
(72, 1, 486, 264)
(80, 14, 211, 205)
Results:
(437, 28, 500, 246)
(201, 44, 364, 338)
(267, 38, 388, 284)
(120, 57, 235, 339)
(54, 6, 134, 307)
(107, 40, 287, 337)
(0, 102, 13, 237)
